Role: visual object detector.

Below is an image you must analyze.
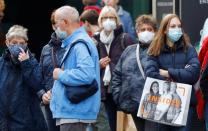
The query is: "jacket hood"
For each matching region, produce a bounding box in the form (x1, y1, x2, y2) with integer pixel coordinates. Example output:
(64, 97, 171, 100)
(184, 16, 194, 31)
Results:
(48, 32, 62, 47)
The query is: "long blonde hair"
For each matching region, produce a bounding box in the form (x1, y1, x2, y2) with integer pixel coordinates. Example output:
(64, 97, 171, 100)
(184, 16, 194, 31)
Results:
(148, 14, 190, 56)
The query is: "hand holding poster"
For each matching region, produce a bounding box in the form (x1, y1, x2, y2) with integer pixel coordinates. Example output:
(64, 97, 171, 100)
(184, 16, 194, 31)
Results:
(137, 77, 192, 126)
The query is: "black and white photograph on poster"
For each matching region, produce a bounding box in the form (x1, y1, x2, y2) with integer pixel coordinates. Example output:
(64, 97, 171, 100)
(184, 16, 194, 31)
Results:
(137, 77, 192, 126)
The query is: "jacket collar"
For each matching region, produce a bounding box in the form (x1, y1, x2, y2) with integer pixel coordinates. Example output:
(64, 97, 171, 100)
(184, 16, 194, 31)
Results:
(117, 6, 124, 16)
(61, 27, 86, 48)
(48, 32, 62, 47)
(162, 39, 185, 53)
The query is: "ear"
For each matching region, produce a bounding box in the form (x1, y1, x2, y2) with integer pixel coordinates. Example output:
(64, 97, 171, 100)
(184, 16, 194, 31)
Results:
(5, 40, 10, 47)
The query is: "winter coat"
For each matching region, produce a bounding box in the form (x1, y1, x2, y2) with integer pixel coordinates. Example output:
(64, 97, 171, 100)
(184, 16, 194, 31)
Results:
(145, 42, 200, 106)
(40, 32, 65, 91)
(93, 25, 134, 100)
(198, 36, 208, 100)
(111, 44, 149, 113)
(0, 50, 47, 131)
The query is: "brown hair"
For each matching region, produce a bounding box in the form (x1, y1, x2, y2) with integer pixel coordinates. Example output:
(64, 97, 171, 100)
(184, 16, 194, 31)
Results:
(135, 14, 157, 32)
(80, 9, 99, 25)
(0, 0, 5, 11)
(148, 14, 190, 56)
(50, 10, 56, 25)
(82, 0, 97, 5)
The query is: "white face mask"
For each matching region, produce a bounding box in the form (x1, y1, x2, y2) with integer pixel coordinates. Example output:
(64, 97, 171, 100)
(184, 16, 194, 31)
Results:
(102, 19, 116, 32)
(138, 31, 155, 44)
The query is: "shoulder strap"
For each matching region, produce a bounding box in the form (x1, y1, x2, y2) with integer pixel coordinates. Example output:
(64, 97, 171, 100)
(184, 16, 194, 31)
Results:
(120, 33, 126, 50)
(136, 44, 145, 79)
(60, 40, 90, 67)
(51, 47, 58, 68)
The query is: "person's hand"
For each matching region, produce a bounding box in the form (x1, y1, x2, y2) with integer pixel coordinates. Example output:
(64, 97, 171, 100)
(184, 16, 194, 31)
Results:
(18, 48, 29, 62)
(42, 90, 51, 105)
(159, 69, 170, 78)
(53, 68, 63, 80)
(100, 56, 111, 69)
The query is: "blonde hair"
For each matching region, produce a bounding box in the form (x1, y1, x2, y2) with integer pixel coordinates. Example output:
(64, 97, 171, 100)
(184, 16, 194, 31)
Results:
(148, 14, 190, 56)
(6, 25, 28, 41)
(0, 0, 5, 11)
(98, 6, 120, 28)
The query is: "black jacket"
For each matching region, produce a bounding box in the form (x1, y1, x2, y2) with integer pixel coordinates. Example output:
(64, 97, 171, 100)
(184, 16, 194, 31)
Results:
(93, 25, 134, 100)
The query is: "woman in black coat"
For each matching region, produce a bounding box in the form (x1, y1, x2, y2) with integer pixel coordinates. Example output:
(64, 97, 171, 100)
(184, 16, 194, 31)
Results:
(93, 6, 134, 131)
(0, 25, 47, 131)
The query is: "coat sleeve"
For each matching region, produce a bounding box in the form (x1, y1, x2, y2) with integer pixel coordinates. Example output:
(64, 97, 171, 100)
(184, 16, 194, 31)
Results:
(21, 54, 45, 99)
(168, 46, 200, 84)
(111, 46, 132, 105)
(58, 43, 96, 86)
(145, 55, 166, 80)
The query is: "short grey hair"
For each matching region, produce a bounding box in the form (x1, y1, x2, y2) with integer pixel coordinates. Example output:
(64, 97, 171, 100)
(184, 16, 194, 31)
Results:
(6, 25, 28, 41)
(55, 5, 79, 23)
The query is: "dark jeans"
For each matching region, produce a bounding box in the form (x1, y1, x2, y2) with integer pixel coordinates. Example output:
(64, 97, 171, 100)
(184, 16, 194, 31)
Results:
(60, 123, 87, 131)
(103, 93, 117, 131)
(205, 102, 208, 131)
(42, 105, 59, 131)
(158, 106, 194, 131)
(131, 113, 159, 131)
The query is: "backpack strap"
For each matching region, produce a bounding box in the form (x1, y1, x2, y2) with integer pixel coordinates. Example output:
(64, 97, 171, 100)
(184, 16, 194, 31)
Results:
(60, 40, 90, 68)
(136, 44, 145, 79)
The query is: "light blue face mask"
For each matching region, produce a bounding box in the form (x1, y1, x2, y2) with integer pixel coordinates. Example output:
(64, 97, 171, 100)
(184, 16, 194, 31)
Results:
(167, 28, 183, 42)
(55, 27, 68, 40)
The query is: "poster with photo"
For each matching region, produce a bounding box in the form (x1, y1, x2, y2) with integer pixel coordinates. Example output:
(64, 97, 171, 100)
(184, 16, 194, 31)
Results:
(137, 77, 192, 126)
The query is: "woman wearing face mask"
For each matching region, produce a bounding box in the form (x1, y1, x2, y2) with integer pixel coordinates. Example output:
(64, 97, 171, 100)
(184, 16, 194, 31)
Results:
(111, 15, 158, 131)
(0, 25, 47, 131)
(93, 6, 134, 131)
(145, 14, 200, 131)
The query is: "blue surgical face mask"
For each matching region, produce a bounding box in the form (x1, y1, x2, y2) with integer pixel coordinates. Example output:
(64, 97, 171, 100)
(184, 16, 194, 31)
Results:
(8, 44, 27, 58)
(55, 27, 68, 40)
(167, 28, 183, 42)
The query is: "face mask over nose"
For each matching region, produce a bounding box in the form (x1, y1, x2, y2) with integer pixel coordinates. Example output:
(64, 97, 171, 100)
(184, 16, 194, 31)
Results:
(8, 44, 27, 64)
(167, 28, 183, 42)
(55, 27, 68, 40)
(138, 31, 155, 44)
(102, 19, 116, 32)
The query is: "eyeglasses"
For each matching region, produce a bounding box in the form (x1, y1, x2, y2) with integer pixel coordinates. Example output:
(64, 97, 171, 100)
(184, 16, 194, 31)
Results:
(101, 16, 116, 20)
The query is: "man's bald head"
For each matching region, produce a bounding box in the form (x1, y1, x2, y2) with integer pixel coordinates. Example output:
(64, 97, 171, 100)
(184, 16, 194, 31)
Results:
(55, 6, 80, 23)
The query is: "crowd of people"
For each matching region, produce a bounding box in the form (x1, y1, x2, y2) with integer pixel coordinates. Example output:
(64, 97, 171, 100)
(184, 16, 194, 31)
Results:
(0, 0, 208, 131)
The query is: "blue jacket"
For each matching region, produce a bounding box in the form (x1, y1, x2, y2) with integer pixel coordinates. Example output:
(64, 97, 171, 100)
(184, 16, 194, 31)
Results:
(50, 27, 100, 120)
(117, 6, 137, 41)
(145, 42, 200, 106)
(0, 50, 47, 131)
(111, 44, 148, 113)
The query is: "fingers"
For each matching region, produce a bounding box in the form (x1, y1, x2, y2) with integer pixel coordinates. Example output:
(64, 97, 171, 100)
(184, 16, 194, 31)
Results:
(42, 93, 51, 105)
(18, 49, 29, 62)
(19, 47, 25, 54)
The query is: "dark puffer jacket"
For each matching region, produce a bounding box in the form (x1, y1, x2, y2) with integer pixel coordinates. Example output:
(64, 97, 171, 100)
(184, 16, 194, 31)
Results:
(93, 25, 134, 100)
(0, 50, 47, 131)
(145, 42, 200, 106)
(40, 32, 65, 91)
(111, 44, 149, 113)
